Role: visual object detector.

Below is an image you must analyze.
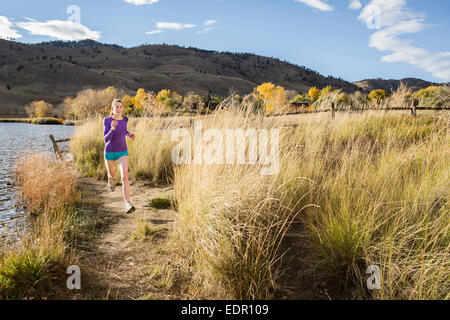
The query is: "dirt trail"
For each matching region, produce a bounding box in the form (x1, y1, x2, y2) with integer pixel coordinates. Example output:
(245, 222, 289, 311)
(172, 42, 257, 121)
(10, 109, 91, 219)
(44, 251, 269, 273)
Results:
(69, 177, 178, 300)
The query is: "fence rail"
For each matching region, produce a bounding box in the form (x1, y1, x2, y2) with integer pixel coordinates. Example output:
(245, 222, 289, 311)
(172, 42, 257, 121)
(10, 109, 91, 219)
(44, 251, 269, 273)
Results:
(49, 135, 71, 161)
(266, 105, 450, 119)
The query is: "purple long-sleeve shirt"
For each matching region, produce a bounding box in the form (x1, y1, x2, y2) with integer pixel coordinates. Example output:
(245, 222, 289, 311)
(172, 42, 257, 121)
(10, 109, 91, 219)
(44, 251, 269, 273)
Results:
(103, 116, 130, 153)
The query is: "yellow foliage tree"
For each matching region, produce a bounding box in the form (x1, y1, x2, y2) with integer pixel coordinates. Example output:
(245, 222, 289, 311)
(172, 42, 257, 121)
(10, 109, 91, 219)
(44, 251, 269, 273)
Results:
(131, 88, 147, 115)
(63, 87, 121, 119)
(157, 89, 182, 110)
(368, 89, 389, 105)
(321, 86, 332, 96)
(25, 100, 53, 118)
(308, 87, 321, 101)
(254, 82, 287, 114)
(412, 86, 440, 100)
(121, 94, 133, 115)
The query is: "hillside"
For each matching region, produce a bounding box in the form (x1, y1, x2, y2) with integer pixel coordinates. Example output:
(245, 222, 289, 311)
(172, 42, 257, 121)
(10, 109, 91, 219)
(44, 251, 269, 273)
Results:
(353, 78, 442, 93)
(0, 39, 362, 115)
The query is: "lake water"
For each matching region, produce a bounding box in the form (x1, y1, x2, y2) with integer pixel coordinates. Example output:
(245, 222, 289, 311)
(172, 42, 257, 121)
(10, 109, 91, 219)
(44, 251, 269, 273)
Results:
(0, 122, 75, 239)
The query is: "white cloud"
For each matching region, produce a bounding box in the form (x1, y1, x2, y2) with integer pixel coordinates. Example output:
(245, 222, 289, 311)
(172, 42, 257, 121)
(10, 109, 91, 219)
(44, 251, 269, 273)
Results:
(0, 16, 22, 39)
(156, 22, 196, 30)
(124, 0, 159, 5)
(357, 0, 450, 81)
(197, 27, 213, 34)
(146, 29, 163, 35)
(15, 18, 101, 41)
(348, 0, 362, 10)
(204, 20, 217, 26)
(294, 0, 333, 12)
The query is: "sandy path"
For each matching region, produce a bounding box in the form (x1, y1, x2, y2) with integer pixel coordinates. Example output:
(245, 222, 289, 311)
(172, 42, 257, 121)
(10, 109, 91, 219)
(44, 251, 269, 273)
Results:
(69, 177, 178, 300)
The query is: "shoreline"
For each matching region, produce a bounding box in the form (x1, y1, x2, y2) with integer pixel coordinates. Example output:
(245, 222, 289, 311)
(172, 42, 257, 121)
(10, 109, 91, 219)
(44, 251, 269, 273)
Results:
(0, 118, 31, 123)
(0, 118, 79, 125)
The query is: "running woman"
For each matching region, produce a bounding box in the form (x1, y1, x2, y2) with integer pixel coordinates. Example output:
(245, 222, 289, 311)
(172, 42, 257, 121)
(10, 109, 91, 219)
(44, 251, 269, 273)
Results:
(103, 98, 136, 214)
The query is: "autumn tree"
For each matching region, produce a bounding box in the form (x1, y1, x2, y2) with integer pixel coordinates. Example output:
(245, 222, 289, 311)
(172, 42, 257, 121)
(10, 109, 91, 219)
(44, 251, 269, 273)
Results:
(412, 85, 449, 109)
(253, 82, 287, 114)
(25, 100, 53, 118)
(121, 94, 134, 115)
(131, 88, 147, 115)
(412, 86, 440, 100)
(292, 93, 309, 103)
(308, 86, 321, 102)
(321, 85, 332, 96)
(157, 89, 182, 110)
(368, 89, 389, 105)
(63, 87, 122, 119)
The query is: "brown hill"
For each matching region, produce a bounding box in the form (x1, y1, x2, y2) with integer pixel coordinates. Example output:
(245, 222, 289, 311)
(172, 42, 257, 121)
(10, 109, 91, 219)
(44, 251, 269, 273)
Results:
(0, 39, 362, 115)
(353, 78, 442, 93)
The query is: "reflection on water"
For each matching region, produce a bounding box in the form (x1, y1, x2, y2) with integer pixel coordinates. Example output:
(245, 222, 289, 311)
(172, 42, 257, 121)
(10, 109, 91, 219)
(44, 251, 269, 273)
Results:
(0, 122, 75, 239)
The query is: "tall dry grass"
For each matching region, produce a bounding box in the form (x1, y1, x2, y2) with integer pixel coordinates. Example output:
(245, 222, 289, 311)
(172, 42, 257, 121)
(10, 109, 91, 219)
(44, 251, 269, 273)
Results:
(168, 106, 315, 299)
(170, 108, 449, 299)
(0, 154, 80, 299)
(276, 112, 449, 299)
(69, 99, 449, 300)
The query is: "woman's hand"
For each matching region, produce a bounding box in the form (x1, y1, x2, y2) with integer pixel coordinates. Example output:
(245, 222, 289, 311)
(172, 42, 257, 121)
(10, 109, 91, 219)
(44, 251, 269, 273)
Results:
(129, 133, 135, 141)
(111, 120, 118, 130)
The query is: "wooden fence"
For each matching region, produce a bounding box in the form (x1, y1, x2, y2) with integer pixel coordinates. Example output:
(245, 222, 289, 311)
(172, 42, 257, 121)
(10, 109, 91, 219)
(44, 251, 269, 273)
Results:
(267, 101, 450, 119)
(49, 135, 71, 161)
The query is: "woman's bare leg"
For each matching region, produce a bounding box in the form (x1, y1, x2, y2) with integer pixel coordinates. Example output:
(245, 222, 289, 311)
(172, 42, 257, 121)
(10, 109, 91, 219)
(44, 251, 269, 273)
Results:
(118, 156, 131, 203)
(105, 158, 117, 185)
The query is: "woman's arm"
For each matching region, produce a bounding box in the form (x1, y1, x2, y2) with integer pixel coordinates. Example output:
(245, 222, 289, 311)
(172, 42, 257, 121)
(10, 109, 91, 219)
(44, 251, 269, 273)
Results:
(124, 117, 135, 140)
(125, 117, 131, 137)
(103, 118, 115, 142)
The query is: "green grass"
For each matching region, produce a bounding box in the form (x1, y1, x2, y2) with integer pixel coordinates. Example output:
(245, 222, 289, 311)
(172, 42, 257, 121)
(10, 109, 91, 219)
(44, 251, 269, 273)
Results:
(148, 195, 174, 209)
(0, 249, 64, 299)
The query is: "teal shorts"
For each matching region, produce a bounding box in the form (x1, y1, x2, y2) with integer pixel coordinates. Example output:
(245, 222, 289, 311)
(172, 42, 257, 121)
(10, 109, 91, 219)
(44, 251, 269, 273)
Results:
(104, 150, 129, 161)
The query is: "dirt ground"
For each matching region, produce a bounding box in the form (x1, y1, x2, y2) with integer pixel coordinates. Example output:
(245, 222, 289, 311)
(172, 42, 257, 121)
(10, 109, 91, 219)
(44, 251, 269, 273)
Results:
(53, 177, 182, 300)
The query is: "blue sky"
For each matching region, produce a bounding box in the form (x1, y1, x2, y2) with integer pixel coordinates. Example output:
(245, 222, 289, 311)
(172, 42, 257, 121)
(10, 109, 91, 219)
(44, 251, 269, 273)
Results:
(1, 0, 449, 83)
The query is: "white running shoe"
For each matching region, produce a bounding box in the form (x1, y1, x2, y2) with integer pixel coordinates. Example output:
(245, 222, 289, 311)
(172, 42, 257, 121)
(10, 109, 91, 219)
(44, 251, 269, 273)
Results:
(125, 202, 135, 214)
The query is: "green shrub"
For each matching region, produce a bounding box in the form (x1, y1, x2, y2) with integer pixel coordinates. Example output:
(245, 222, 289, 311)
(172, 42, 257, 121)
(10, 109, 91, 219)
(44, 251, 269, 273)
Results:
(0, 249, 62, 299)
(148, 195, 174, 209)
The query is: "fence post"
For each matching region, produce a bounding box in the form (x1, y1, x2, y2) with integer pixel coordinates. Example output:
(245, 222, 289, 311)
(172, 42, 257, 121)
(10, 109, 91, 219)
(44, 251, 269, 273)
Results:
(331, 102, 335, 120)
(411, 99, 418, 117)
(49, 135, 62, 160)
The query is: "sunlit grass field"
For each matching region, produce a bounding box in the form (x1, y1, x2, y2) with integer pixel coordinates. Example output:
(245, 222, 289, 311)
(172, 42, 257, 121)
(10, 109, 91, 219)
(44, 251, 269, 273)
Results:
(68, 105, 449, 300)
